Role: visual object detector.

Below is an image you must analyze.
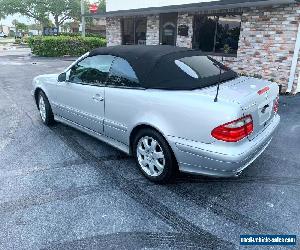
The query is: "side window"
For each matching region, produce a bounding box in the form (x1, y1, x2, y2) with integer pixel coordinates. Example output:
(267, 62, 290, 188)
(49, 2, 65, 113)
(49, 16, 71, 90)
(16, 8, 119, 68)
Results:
(108, 57, 140, 88)
(69, 55, 114, 85)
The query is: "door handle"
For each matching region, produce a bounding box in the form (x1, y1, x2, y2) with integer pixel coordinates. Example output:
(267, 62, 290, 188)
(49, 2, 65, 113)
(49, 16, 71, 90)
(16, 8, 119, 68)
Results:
(92, 94, 104, 102)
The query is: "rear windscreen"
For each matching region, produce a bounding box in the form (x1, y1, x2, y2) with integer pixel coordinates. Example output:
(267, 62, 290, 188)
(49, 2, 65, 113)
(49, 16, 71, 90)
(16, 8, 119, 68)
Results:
(175, 55, 238, 87)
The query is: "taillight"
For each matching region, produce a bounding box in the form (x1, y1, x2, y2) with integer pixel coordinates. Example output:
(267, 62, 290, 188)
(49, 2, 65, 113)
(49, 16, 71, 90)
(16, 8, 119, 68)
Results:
(257, 86, 270, 95)
(211, 115, 254, 142)
(274, 96, 279, 113)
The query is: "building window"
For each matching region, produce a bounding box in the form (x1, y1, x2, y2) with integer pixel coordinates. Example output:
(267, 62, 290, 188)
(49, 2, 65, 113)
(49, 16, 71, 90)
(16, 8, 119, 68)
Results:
(193, 14, 241, 55)
(160, 13, 178, 46)
(121, 17, 147, 45)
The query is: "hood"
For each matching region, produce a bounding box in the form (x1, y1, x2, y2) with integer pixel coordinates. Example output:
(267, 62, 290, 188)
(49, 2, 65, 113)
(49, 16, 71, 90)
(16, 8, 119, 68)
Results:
(33, 74, 59, 86)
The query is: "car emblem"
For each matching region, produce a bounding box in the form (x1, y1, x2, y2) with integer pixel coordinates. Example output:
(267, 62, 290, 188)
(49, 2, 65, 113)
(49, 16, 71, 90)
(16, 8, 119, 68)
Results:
(261, 104, 269, 114)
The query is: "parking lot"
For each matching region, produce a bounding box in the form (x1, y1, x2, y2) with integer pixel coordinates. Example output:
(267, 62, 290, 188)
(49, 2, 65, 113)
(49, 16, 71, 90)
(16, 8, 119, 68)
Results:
(0, 49, 299, 249)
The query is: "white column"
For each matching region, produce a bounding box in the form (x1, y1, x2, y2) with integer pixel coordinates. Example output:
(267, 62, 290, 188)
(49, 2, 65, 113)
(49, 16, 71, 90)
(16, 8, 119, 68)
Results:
(81, 0, 86, 37)
(287, 23, 300, 93)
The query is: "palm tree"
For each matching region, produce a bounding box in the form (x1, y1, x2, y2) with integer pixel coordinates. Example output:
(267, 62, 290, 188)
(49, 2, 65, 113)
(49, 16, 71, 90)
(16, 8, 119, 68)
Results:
(0, 13, 5, 21)
(0, 13, 5, 34)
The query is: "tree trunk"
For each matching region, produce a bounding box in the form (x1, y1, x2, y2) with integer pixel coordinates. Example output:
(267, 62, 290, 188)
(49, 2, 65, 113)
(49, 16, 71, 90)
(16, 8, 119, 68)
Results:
(54, 15, 60, 31)
(40, 23, 44, 35)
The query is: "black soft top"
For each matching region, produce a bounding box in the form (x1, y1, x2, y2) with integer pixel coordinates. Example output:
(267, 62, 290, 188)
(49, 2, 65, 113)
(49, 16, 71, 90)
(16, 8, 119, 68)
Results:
(89, 45, 237, 90)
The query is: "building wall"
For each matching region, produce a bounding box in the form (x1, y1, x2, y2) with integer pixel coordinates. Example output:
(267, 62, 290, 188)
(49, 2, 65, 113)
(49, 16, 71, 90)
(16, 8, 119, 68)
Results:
(205, 4, 300, 92)
(232, 4, 300, 91)
(106, 4, 300, 92)
(176, 13, 193, 48)
(0, 25, 10, 35)
(107, 0, 217, 12)
(146, 15, 160, 45)
(106, 17, 122, 46)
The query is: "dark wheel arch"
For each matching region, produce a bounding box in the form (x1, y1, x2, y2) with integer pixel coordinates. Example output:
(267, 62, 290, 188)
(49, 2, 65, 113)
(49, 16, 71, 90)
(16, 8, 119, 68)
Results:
(132, 126, 178, 183)
(34, 88, 44, 108)
(130, 125, 159, 154)
(129, 124, 178, 163)
(36, 89, 55, 126)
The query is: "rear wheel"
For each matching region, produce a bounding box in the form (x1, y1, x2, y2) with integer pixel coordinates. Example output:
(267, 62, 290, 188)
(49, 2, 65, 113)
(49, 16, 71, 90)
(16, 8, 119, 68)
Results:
(37, 91, 54, 126)
(133, 128, 177, 183)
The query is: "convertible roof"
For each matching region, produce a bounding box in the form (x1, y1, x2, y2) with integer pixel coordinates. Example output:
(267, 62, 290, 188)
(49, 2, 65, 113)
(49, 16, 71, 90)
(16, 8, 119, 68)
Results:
(89, 45, 236, 90)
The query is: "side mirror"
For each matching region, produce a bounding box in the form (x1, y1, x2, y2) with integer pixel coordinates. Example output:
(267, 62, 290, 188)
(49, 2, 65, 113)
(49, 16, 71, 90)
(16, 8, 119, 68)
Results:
(58, 72, 66, 82)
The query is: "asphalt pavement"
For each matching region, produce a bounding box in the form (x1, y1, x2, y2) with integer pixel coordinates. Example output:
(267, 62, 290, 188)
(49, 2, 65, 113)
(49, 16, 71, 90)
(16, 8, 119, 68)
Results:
(0, 48, 299, 250)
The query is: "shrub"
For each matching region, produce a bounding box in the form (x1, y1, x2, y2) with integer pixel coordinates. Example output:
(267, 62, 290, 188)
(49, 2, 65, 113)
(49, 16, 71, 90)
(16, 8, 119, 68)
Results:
(59, 32, 105, 39)
(22, 36, 30, 44)
(28, 36, 107, 57)
(14, 38, 22, 44)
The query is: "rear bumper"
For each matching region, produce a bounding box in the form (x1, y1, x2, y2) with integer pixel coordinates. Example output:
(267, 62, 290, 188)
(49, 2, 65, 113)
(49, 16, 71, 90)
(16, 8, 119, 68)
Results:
(168, 114, 280, 177)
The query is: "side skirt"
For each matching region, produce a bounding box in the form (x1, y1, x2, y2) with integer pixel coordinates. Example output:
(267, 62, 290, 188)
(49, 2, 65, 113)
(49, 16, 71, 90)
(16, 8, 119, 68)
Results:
(54, 115, 130, 155)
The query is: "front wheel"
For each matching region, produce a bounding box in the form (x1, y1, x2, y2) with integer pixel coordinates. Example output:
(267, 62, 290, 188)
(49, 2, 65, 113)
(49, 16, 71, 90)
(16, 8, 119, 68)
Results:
(133, 128, 177, 184)
(38, 91, 54, 126)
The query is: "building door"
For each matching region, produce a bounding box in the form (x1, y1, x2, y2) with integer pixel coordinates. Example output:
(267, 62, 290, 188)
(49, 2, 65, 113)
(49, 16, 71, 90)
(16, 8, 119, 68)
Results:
(160, 13, 178, 46)
(192, 15, 217, 51)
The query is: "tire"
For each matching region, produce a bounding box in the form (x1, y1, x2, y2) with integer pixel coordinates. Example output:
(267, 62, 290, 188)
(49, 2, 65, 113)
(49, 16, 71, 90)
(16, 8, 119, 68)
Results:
(37, 91, 54, 126)
(133, 128, 177, 184)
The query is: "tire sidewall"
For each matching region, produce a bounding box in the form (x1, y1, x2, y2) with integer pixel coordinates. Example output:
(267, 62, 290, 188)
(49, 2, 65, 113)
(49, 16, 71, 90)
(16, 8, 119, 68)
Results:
(133, 128, 177, 183)
(38, 91, 54, 126)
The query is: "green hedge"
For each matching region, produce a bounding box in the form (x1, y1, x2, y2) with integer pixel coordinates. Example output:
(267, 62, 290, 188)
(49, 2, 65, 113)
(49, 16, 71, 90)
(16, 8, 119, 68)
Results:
(28, 36, 107, 57)
(59, 32, 105, 39)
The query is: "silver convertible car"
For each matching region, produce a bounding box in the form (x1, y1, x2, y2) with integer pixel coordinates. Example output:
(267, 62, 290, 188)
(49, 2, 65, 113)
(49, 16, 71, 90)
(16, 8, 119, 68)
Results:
(32, 45, 280, 183)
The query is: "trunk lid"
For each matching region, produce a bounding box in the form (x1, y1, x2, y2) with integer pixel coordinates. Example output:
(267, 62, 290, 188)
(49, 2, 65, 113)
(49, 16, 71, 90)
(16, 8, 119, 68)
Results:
(200, 76, 279, 141)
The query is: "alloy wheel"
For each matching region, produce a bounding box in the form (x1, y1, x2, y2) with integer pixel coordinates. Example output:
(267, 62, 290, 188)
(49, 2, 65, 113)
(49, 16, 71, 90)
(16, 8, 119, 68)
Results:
(39, 95, 46, 122)
(136, 136, 166, 177)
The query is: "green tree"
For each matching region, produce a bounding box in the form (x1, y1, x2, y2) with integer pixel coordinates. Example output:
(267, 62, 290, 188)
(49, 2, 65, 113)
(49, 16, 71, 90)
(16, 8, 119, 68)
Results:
(0, 12, 5, 20)
(28, 23, 43, 35)
(16, 22, 29, 32)
(61, 21, 73, 32)
(28, 23, 42, 30)
(0, 0, 49, 27)
(97, 0, 106, 13)
(0, 4, 6, 20)
(47, 0, 81, 29)
(12, 19, 28, 32)
(0, 0, 84, 30)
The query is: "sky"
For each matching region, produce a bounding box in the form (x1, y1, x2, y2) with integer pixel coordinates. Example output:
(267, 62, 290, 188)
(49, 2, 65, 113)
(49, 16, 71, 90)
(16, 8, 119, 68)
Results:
(0, 14, 35, 26)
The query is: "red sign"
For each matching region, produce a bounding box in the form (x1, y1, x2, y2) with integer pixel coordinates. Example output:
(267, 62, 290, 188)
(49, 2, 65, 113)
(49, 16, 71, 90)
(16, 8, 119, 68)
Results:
(89, 3, 98, 14)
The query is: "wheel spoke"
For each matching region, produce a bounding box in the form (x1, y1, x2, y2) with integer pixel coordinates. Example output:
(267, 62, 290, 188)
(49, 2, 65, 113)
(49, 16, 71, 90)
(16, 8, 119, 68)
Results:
(150, 140, 157, 151)
(153, 151, 164, 159)
(143, 138, 150, 149)
(148, 163, 156, 175)
(154, 160, 164, 172)
(140, 159, 148, 167)
(137, 146, 146, 156)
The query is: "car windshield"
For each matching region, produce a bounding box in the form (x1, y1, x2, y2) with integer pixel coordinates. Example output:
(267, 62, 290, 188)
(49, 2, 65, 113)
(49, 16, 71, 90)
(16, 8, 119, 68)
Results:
(175, 55, 238, 88)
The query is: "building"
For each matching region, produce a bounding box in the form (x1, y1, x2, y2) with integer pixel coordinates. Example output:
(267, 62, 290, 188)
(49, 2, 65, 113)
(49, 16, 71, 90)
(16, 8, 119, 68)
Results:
(86, 17, 106, 37)
(0, 25, 10, 35)
(88, 0, 300, 93)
